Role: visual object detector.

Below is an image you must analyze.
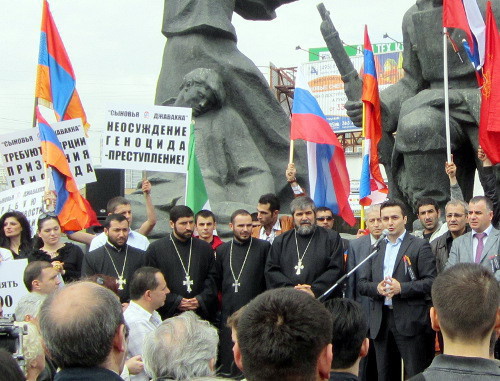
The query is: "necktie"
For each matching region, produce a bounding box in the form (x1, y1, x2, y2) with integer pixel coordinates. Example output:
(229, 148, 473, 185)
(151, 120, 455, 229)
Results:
(474, 232, 486, 263)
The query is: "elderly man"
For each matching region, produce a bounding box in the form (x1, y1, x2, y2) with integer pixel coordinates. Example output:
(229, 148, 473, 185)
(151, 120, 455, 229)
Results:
(14, 292, 46, 322)
(234, 288, 333, 380)
(265, 196, 344, 299)
(124, 267, 169, 381)
(431, 199, 469, 273)
(39, 281, 127, 380)
(143, 311, 219, 380)
(23, 261, 60, 295)
(446, 196, 500, 280)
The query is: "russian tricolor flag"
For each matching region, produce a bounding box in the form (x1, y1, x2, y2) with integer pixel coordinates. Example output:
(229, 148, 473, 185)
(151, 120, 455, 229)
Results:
(359, 26, 388, 206)
(36, 0, 89, 131)
(291, 66, 355, 226)
(37, 109, 98, 231)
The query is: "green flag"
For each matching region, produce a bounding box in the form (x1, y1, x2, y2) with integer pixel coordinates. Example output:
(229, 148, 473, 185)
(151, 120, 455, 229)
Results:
(185, 122, 210, 212)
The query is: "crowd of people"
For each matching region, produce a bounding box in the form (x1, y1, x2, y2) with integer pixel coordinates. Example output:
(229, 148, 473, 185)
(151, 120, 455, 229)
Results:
(0, 157, 498, 381)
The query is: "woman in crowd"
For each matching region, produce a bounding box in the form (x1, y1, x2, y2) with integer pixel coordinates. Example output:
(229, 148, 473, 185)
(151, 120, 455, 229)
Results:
(0, 211, 33, 259)
(29, 214, 84, 283)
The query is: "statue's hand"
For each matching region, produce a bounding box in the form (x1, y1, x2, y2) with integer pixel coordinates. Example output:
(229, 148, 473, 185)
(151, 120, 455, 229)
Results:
(344, 100, 363, 127)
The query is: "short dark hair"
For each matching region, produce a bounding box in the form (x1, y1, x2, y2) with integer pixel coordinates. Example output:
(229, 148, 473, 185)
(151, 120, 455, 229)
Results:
(39, 281, 124, 368)
(258, 194, 280, 213)
(380, 199, 407, 217)
(416, 198, 439, 214)
(325, 299, 368, 369)
(195, 210, 216, 224)
(230, 209, 251, 224)
(0, 349, 25, 381)
(170, 205, 194, 223)
(250, 212, 258, 222)
(103, 213, 128, 229)
(129, 267, 161, 300)
(432, 264, 499, 341)
(317, 206, 333, 214)
(469, 195, 494, 212)
(237, 288, 332, 381)
(24, 261, 52, 291)
(106, 197, 130, 214)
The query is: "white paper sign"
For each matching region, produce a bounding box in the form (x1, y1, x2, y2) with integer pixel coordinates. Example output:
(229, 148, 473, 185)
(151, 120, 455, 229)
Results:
(102, 104, 191, 173)
(0, 181, 46, 235)
(0, 259, 29, 318)
(0, 119, 96, 189)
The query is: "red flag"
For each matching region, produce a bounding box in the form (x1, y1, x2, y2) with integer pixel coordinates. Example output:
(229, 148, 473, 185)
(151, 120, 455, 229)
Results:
(442, 0, 475, 51)
(479, 1, 500, 164)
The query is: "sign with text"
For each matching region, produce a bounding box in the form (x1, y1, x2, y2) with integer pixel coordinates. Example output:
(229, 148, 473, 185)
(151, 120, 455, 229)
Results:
(0, 259, 29, 318)
(0, 119, 95, 188)
(0, 180, 46, 235)
(102, 105, 191, 173)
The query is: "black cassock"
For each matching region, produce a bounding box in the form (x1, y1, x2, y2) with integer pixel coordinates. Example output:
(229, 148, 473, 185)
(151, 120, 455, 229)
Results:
(81, 243, 145, 303)
(144, 235, 217, 320)
(265, 226, 344, 299)
(214, 237, 270, 378)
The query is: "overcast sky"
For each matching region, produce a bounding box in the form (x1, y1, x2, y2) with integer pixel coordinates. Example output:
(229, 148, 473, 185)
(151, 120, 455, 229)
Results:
(0, 0, 415, 161)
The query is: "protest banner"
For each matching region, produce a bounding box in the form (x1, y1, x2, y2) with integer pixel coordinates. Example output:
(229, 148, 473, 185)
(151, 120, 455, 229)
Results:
(0, 259, 29, 318)
(0, 119, 95, 189)
(0, 180, 45, 235)
(102, 104, 191, 173)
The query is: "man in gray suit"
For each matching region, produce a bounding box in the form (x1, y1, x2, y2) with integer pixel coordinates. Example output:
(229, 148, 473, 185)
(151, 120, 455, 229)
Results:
(446, 196, 500, 280)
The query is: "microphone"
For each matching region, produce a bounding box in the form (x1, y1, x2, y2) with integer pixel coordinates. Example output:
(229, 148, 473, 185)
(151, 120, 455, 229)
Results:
(371, 229, 389, 250)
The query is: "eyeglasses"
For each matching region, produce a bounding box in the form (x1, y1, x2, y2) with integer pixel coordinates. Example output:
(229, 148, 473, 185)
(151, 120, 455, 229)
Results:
(316, 216, 333, 221)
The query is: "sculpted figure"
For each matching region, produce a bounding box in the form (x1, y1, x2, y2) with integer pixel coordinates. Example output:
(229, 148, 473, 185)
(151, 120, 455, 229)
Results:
(321, 0, 500, 218)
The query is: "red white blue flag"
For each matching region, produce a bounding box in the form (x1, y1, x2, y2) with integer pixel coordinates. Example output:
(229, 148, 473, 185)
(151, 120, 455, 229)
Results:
(291, 66, 355, 226)
(36, 0, 89, 131)
(359, 26, 388, 206)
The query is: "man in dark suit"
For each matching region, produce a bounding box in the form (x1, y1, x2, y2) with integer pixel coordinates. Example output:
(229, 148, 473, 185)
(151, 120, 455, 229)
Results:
(358, 199, 436, 381)
(446, 196, 500, 281)
(346, 204, 383, 381)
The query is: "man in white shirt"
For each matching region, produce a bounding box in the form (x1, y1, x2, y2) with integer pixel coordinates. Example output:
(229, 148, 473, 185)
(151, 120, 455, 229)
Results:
(124, 266, 170, 381)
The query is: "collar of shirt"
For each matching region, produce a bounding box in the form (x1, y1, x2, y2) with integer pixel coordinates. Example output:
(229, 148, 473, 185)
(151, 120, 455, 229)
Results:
(370, 234, 378, 245)
(472, 224, 493, 237)
(105, 241, 127, 252)
(259, 218, 282, 239)
(127, 301, 162, 326)
(384, 230, 406, 245)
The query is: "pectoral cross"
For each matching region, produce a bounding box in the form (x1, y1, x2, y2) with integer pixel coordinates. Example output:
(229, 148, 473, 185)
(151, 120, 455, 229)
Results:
(183, 275, 193, 293)
(116, 276, 126, 291)
(295, 260, 304, 275)
(232, 281, 241, 293)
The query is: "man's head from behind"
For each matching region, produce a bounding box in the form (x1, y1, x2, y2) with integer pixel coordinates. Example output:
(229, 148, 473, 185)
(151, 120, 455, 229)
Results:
(14, 292, 46, 322)
(143, 311, 219, 380)
(326, 299, 369, 373)
(235, 288, 333, 381)
(39, 281, 126, 371)
(23, 261, 60, 294)
(431, 264, 499, 347)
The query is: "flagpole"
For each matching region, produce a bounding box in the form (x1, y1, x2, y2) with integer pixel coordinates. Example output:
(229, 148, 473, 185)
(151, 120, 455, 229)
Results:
(443, 27, 452, 163)
(360, 102, 366, 230)
(289, 139, 295, 164)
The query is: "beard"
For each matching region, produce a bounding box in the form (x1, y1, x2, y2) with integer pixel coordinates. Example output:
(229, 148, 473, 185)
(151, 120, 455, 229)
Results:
(296, 223, 315, 236)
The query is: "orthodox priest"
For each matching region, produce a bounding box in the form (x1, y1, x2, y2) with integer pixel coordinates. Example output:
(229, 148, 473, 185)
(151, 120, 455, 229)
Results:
(214, 209, 270, 378)
(265, 196, 344, 299)
(82, 214, 145, 303)
(144, 205, 217, 321)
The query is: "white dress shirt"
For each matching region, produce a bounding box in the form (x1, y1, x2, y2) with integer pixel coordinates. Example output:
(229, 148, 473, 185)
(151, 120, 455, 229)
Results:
(89, 230, 149, 252)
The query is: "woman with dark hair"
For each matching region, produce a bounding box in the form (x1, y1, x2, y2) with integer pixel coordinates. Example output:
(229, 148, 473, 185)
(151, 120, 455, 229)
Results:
(28, 214, 84, 283)
(0, 211, 33, 259)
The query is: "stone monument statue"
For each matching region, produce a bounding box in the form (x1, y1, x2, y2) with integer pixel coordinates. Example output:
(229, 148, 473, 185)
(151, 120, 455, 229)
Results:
(320, 0, 500, 220)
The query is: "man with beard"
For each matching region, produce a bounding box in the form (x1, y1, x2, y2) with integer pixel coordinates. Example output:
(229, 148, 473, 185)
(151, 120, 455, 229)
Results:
(82, 214, 145, 303)
(265, 196, 344, 300)
(214, 209, 270, 378)
(144, 205, 217, 320)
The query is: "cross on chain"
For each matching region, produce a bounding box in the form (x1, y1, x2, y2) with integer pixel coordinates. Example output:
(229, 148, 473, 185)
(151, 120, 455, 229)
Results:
(183, 275, 194, 293)
(232, 281, 241, 293)
(116, 276, 127, 291)
(295, 260, 304, 275)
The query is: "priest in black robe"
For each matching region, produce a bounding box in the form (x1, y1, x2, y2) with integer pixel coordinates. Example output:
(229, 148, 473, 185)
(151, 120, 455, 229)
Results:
(82, 214, 145, 303)
(144, 205, 217, 321)
(266, 196, 344, 300)
(214, 209, 270, 378)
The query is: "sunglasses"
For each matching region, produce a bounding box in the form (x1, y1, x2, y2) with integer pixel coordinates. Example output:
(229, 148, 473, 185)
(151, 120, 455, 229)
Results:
(38, 212, 57, 220)
(316, 216, 333, 221)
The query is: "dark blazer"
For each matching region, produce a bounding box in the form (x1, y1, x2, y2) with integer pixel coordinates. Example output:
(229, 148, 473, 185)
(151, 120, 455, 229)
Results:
(358, 233, 436, 339)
